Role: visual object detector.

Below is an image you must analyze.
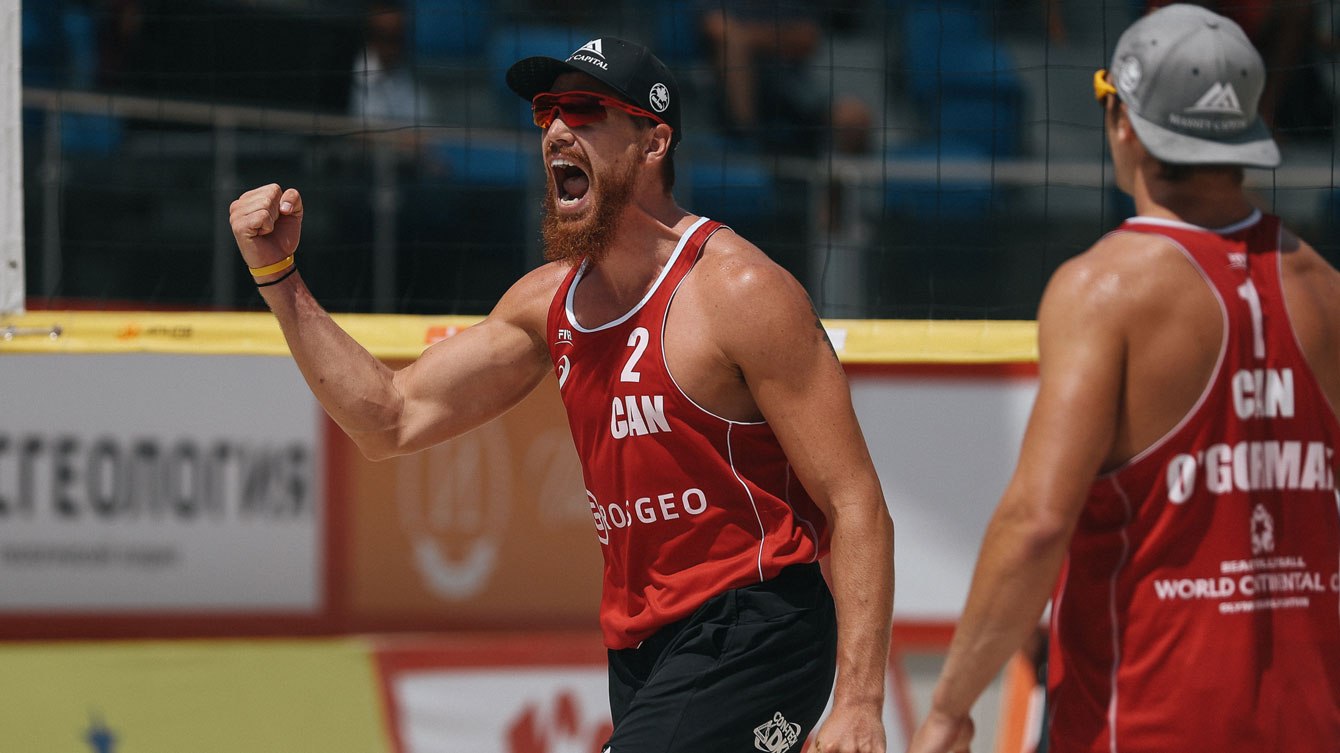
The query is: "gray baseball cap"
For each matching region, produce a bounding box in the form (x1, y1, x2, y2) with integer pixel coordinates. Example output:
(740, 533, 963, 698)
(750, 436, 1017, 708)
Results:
(1108, 3, 1280, 168)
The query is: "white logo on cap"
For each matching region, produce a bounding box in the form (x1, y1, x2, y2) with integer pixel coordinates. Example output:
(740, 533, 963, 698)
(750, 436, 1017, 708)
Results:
(649, 83, 670, 113)
(1117, 56, 1142, 96)
(574, 39, 604, 59)
(1187, 82, 1242, 114)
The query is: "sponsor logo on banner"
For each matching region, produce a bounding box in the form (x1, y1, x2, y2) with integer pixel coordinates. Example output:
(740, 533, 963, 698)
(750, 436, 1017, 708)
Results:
(392, 666, 611, 753)
(396, 422, 512, 599)
(424, 325, 463, 345)
(115, 324, 194, 341)
(0, 355, 320, 612)
(508, 689, 613, 753)
(85, 713, 118, 753)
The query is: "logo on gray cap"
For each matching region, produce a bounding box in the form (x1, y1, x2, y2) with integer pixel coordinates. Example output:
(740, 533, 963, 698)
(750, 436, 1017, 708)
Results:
(1108, 3, 1279, 168)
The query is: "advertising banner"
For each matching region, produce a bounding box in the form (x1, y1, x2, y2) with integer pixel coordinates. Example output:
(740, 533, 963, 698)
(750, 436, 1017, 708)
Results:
(374, 633, 609, 753)
(373, 633, 916, 753)
(0, 320, 1040, 635)
(0, 638, 390, 753)
(0, 354, 322, 614)
(339, 371, 604, 632)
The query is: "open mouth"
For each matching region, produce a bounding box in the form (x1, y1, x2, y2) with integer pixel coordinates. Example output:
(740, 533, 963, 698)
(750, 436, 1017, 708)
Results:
(550, 158, 591, 208)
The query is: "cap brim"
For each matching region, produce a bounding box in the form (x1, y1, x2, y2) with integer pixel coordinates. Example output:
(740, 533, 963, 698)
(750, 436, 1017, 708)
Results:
(506, 56, 582, 101)
(1127, 109, 1281, 168)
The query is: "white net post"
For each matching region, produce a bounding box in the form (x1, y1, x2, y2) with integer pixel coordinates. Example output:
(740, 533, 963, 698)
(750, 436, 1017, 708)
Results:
(0, 0, 23, 315)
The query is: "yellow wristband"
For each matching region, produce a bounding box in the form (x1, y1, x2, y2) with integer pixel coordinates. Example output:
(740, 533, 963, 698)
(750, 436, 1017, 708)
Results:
(248, 255, 295, 278)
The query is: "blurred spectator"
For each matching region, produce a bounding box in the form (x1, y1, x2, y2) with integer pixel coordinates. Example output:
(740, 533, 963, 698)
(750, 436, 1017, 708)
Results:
(94, 0, 145, 92)
(698, 0, 830, 154)
(813, 93, 879, 316)
(1146, 1, 1333, 139)
(349, 0, 435, 122)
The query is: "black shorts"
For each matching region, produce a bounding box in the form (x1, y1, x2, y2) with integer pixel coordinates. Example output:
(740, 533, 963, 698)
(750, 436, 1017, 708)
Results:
(604, 563, 838, 753)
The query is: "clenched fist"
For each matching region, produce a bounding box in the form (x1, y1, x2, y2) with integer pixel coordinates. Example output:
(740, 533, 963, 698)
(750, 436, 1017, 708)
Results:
(230, 184, 304, 277)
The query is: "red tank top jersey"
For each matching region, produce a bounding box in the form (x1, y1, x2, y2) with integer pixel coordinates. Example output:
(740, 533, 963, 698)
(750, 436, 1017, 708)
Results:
(546, 217, 829, 649)
(1047, 211, 1340, 752)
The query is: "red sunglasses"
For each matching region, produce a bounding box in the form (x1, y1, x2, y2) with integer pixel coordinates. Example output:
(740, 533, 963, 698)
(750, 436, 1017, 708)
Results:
(531, 90, 667, 129)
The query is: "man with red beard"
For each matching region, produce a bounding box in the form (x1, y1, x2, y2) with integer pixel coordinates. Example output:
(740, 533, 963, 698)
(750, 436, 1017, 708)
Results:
(230, 37, 893, 753)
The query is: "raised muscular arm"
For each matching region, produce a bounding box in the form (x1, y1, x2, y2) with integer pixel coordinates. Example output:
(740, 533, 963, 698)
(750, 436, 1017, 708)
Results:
(229, 184, 554, 460)
(908, 251, 1126, 753)
(706, 246, 894, 753)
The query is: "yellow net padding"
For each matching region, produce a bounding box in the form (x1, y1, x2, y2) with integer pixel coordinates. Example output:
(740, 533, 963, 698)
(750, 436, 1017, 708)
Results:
(1, 311, 1038, 364)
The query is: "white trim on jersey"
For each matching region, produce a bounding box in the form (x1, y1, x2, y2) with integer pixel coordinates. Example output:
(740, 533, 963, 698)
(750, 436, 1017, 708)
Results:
(1127, 208, 1262, 236)
(726, 422, 769, 583)
(657, 220, 770, 427)
(785, 464, 821, 563)
(564, 216, 713, 333)
(1096, 233, 1229, 478)
(1105, 477, 1136, 753)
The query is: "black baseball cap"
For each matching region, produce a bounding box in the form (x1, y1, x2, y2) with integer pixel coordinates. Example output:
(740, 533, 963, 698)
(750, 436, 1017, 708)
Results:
(506, 37, 682, 149)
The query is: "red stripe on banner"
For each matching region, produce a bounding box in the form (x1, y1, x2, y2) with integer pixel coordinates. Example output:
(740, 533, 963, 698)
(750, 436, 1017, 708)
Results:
(844, 362, 1038, 379)
(323, 413, 350, 631)
(892, 620, 956, 650)
(370, 632, 609, 753)
(888, 639, 920, 747)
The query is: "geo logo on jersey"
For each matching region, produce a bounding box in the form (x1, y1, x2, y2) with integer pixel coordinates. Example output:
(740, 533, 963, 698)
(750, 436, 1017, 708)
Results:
(753, 711, 801, 753)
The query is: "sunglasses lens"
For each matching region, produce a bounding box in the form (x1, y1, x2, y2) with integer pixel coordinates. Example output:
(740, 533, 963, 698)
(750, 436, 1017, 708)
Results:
(531, 93, 608, 128)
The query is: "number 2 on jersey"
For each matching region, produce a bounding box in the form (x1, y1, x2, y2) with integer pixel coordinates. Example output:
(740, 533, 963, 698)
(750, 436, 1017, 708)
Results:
(621, 327, 650, 382)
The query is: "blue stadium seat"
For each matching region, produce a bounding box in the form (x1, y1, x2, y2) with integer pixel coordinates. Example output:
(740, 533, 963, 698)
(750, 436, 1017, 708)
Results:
(686, 159, 776, 231)
(882, 141, 994, 219)
(411, 0, 493, 63)
(653, 0, 703, 66)
(900, 1, 1023, 157)
(21, 4, 124, 156)
(434, 141, 530, 188)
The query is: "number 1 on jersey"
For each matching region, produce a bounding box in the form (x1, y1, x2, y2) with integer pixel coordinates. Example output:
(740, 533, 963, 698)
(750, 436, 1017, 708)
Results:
(1237, 279, 1266, 360)
(621, 327, 650, 382)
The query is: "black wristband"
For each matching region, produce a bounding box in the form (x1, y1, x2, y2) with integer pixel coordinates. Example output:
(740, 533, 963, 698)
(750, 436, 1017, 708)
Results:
(256, 266, 298, 288)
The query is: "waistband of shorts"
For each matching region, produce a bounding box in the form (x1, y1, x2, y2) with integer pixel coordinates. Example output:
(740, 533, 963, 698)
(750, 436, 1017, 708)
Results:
(624, 563, 829, 654)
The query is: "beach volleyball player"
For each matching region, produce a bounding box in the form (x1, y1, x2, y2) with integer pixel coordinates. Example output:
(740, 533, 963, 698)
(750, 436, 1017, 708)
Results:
(230, 37, 894, 753)
(910, 5, 1340, 752)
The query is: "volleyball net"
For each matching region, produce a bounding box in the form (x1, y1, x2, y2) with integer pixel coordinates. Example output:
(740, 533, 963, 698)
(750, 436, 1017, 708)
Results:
(6, 0, 1335, 324)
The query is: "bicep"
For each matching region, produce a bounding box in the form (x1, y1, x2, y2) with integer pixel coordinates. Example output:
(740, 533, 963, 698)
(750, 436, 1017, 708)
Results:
(729, 280, 879, 511)
(392, 317, 550, 448)
(381, 274, 556, 454)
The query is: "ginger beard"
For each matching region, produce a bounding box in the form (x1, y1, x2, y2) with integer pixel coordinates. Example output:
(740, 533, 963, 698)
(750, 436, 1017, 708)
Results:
(542, 150, 641, 266)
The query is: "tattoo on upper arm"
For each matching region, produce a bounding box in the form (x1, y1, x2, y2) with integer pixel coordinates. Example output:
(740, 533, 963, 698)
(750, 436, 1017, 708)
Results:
(809, 301, 839, 358)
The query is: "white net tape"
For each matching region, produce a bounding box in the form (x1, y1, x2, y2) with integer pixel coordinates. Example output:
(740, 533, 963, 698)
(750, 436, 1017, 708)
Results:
(0, 0, 22, 315)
